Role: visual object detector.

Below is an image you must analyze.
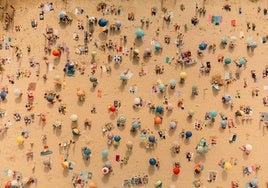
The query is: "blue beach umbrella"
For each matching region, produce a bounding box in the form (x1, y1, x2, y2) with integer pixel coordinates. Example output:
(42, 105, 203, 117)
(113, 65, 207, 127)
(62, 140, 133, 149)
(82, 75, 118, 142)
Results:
(155, 106, 164, 114)
(250, 178, 258, 187)
(83, 148, 91, 156)
(120, 74, 127, 81)
(155, 43, 161, 51)
(115, 20, 121, 28)
(98, 18, 108, 27)
(239, 58, 247, 65)
(132, 121, 139, 129)
(169, 79, 176, 87)
(198, 42, 207, 50)
(185, 131, 192, 139)
(104, 161, 111, 168)
(224, 58, 232, 65)
(102, 150, 109, 157)
(148, 135, 156, 143)
(221, 120, 227, 127)
(135, 28, 144, 38)
(0, 91, 6, 100)
(221, 37, 228, 45)
(210, 110, 218, 118)
(59, 11, 66, 19)
(158, 84, 166, 92)
(149, 158, 157, 166)
(114, 135, 121, 142)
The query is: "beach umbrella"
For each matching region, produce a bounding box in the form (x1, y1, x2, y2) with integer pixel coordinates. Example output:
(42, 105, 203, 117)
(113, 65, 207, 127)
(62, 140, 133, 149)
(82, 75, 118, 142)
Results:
(132, 121, 139, 129)
(245, 144, 253, 153)
(169, 79, 176, 88)
(0, 91, 6, 100)
(52, 49, 61, 56)
(195, 162, 204, 171)
(156, 106, 164, 114)
(148, 135, 156, 143)
(126, 140, 133, 150)
(250, 178, 258, 187)
(109, 105, 116, 112)
(221, 37, 228, 45)
(114, 135, 121, 142)
(224, 58, 232, 64)
(113, 55, 122, 62)
(120, 73, 127, 81)
(115, 20, 121, 28)
(224, 94, 232, 103)
(70, 114, 78, 122)
(59, 11, 66, 19)
(54, 75, 61, 81)
(134, 49, 140, 54)
(5, 180, 11, 188)
(102, 149, 109, 157)
(170, 121, 177, 129)
(104, 161, 111, 168)
(154, 43, 161, 51)
(198, 42, 207, 51)
(149, 158, 157, 166)
(185, 131, 192, 139)
(224, 162, 232, 170)
(250, 42, 257, 49)
(118, 116, 126, 124)
(135, 28, 144, 38)
(11, 180, 19, 187)
(13, 88, 21, 97)
(61, 161, 69, 169)
(83, 148, 91, 156)
(89, 182, 97, 188)
(102, 167, 110, 175)
(210, 110, 218, 118)
(154, 180, 162, 187)
(221, 120, 227, 127)
(43, 158, 51, 166)
(179, 72, 187, 79)
(91, 51, 97, 58)
(145, 48, 151, 53)
(158, 84, 166, 92)
(89, 76, 97, 82)
(188, 109, 195, 117)
(72, 128, 80, 136)
(173, 167, 180, 175)
(98, 18, 108, 27)
(107, 132, 114, 140)
(16, 136, 24, 144)
(239, 58, 247, 65)
(192, 85, 198, 92)
(154, 116, 162, 124)
(133, 97, 141, 105)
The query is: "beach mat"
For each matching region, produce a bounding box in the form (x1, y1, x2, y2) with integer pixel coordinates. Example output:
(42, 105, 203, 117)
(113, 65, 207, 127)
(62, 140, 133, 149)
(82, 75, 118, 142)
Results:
(28, 82, 36, 91)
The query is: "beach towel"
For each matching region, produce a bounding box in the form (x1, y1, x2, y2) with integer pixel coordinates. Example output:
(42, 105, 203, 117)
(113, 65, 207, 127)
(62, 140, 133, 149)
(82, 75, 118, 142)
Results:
(28, 82, 36, 91)
(208, 15, 212, 22)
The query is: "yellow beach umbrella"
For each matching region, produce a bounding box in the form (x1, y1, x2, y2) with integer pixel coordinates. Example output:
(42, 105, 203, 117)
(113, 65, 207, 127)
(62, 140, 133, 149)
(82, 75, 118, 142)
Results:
(179, 72, 187, 79)
(61, 161, 69, 169)
(16, 136, 24, 144)
(224, 162, 232, 170)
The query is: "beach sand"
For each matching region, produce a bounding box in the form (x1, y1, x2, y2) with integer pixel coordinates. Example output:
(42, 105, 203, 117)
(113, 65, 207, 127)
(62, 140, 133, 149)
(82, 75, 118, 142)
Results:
(0, 0, 268, 187)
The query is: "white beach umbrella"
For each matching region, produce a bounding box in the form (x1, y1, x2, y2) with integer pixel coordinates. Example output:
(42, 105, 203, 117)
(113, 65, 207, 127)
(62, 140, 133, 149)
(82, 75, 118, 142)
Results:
(13, 88, 21, 97)
(70, 114, 78, 122)
(133, 97, 141, 105)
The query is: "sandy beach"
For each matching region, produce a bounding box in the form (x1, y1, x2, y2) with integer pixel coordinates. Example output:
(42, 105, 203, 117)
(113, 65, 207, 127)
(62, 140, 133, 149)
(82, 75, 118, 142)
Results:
(1, 0, 268, 187)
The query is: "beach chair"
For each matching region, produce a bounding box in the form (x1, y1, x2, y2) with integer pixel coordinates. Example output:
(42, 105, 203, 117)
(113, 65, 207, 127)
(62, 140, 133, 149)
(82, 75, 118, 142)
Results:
(207, 170, 218, 182)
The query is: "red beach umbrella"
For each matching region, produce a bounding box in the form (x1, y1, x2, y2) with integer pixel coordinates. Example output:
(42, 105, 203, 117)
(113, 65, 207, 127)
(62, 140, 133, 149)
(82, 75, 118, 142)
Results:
(52, 49, 61, 56)
(173, 167, 180, 175)
(109, 105, 116, 112)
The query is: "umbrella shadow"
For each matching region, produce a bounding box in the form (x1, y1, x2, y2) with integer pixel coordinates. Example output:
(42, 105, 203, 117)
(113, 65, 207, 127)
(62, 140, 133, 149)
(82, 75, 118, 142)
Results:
(62, 169, 69, 177)
(101, 174, 111, 183)
(76, 100, 85, 106)
(53, 128, 62, 137)
(98, 32, 108, 41)
(221, 170, 228, 181)
(134, 38, 143, 47)
(183, 139, 191, 145)
(119, 84, 126, 92)
(171, 174, 179, 181)
(193, 154, 206, 163)
(15, 97, 22, 103)
(83, 158, 91, 167)
(148, 166, 155, 175)
(167, 88, 176, 96)
(168, 128, 176, 136)
(53, 57, 61, 66)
